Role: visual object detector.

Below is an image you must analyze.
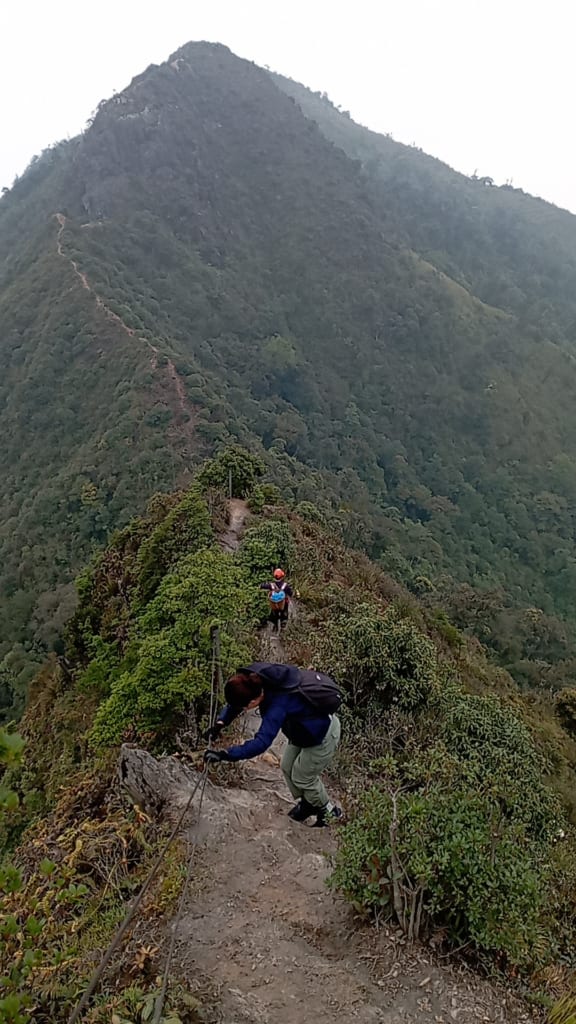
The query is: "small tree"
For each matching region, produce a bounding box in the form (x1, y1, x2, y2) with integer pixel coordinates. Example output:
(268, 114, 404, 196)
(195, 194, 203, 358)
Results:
(197, 446, 264, 499)
(312, 603, 439, 711)
(332, 755, 546, 965)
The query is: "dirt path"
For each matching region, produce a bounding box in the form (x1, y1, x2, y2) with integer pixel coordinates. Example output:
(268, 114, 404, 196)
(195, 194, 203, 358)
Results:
(219, 498, 250, 553)
(164, 762, 537, 1024)
(54, 213, 194, 432)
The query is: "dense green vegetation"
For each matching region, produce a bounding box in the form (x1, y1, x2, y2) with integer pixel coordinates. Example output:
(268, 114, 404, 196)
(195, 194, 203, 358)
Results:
(3, 455, 576, 1019)
(3, 41, 576, 720)
(274, 72, 576, 341)
(0, 459, 267, 1022)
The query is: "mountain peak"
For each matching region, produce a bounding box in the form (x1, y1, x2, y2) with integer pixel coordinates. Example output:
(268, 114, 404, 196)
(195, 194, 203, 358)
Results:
(169, 39, 236, 62)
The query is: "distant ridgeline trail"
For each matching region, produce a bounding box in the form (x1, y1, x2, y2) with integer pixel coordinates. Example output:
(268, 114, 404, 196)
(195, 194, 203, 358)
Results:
(54, 212, 195, 429)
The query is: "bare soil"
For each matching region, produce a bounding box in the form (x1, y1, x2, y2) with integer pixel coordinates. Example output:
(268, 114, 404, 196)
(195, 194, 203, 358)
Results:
(163, 753, 538, 1023)
(219, 499, 251, 553)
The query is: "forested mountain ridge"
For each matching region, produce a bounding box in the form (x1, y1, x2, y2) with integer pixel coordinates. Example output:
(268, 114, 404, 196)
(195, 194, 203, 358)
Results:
(274, 72, 576, 342)
(2, 41, 576, 713)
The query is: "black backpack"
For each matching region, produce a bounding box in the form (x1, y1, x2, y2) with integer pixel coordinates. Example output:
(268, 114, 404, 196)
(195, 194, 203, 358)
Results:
(296, 670, 343, 714)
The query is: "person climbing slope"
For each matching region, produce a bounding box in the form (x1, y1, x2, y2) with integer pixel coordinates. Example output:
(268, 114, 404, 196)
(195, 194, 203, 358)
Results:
(203, 662, 342, 826)
(259, 568, 293, 634)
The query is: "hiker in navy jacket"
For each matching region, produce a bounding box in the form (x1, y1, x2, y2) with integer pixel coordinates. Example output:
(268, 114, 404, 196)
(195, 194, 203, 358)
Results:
(203, 663, 342, 826)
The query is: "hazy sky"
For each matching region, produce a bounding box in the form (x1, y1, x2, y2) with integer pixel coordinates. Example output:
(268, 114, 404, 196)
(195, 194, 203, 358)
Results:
(2, 0, 574, 212)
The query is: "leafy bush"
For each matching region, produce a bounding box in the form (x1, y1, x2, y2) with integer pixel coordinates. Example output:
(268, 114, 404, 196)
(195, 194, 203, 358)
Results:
(332, 763, 546, 965)
(313, 603, 439, 711)
(294, 500, 327, 526)
(238, 519, 294, 580)
(323, 599, 564, 966)
(90, 548, 259, 747)
(332, 681, 563, 965)
(247, 486, 266, 513)
(135, 487, 213, 600)
(440, 693, 560, 840)
(197, 445, 264, 499)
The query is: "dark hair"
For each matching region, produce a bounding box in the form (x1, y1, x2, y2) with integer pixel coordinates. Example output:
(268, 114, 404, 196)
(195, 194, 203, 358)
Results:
(224, 672, 263, 708)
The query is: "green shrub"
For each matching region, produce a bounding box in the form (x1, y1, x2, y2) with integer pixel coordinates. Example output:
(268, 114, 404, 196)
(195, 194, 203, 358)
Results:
(432, 609, 464, 649)
(260, 483, 283, 505)
(197, 445, 264, 498)
(294, 500, 327, 526)
(135, 487, 213, 600)
(545, 829, 576, 960)
(313, 603, 438, 711)
(247, 485, 265, 513)
(90, 548, 259, 747)
(332, 686, 563, 965)
(238, 519, 294, 580)
(332, 769, 546, 965)
(440, 693, 560, 840)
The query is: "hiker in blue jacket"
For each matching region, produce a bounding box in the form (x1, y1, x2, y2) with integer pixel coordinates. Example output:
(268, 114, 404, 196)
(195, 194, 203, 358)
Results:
(203, 662, 342, 826)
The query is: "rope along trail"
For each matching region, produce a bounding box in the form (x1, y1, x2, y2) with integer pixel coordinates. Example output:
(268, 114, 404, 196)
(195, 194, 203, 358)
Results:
(67, 628, 223, 1024)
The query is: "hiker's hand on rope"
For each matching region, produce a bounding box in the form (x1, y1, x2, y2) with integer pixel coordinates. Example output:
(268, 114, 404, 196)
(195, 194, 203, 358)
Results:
(204, 749, 231, 764)
(202, 722, 224, 742)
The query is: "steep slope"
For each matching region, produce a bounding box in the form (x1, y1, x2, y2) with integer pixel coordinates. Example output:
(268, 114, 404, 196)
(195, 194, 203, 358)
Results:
(0, 208, 202, 714)
(4, 41, 576, 711)
(4, 460, 576, 1020)
(273, 72, 576, 342)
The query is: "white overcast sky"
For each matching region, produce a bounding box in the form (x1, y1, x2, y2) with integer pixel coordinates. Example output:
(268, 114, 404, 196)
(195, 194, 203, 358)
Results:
(1, 0, 574, 212)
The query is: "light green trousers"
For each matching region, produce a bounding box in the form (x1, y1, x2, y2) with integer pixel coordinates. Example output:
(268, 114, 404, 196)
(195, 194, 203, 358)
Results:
(281, 715, 341, 809)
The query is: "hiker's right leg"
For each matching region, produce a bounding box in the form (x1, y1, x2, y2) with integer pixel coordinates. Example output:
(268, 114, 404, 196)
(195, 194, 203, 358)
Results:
(290, 716, 341, 809)
(281, 742, 303, 799)
(283, 742, 317, 821)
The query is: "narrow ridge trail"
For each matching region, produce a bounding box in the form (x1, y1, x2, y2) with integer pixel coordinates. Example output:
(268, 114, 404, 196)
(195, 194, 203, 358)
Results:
(217, 497, 287, 667)
(219, 499, 251, 553)
(142, 499, 538, 1023)
(54, 213, 195, 435)
(148, 747, 537, 1024)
